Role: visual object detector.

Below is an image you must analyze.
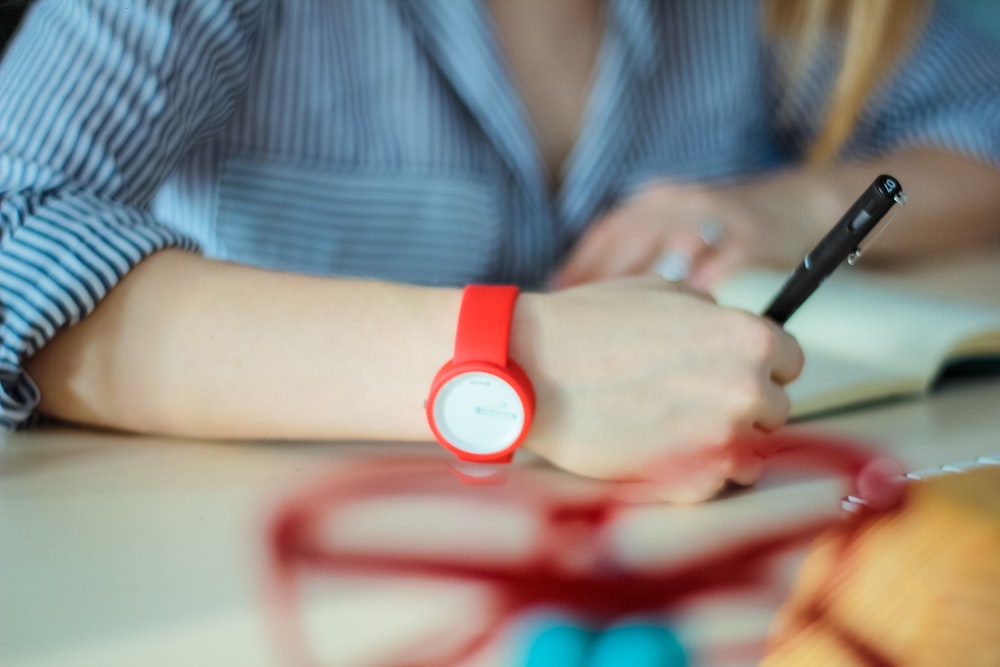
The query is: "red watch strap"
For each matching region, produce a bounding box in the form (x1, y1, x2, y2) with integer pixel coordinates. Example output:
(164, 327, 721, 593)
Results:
(453, 285, 519, 367)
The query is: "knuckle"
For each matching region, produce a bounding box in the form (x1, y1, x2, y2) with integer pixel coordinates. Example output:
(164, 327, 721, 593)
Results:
(733, 313, 776, 361)
(728, 376, 770, 420)
(698, 424, 741, 448)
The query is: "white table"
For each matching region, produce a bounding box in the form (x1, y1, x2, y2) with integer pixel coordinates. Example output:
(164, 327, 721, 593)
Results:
(3, 253, 1000, 667)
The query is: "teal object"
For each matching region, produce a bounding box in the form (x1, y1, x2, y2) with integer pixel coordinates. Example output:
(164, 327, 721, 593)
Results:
(519, 613, 594, 667)
(586, 622, 687, 667)
(517, 613, 687, 667)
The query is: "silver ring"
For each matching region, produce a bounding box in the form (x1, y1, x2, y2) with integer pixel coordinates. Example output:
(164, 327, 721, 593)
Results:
(654, 250, 692, 282)
(654, 219, 726, 282)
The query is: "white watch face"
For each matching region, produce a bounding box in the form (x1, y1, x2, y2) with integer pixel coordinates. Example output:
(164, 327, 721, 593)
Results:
(433, 371, 526, 455)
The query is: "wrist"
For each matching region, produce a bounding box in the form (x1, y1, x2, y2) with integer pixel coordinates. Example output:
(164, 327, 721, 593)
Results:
(509, 291, 542, 384)
(509, 291, 561, 459)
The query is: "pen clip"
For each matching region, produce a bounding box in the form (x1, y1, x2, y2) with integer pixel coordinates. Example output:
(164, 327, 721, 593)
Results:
(846, 191, 908, 266)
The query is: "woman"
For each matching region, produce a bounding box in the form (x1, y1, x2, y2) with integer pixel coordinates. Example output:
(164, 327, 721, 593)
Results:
(1, 0, 998, 501)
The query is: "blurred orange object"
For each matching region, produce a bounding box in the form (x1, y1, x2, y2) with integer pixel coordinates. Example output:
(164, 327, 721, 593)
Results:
(763, 466, 1000, 667)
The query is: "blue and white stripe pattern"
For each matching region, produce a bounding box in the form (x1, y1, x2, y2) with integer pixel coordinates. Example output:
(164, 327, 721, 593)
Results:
(1, 0, 999, 430)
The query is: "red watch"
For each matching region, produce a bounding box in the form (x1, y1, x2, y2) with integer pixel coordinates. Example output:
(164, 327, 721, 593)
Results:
(426, 285, 535, 463)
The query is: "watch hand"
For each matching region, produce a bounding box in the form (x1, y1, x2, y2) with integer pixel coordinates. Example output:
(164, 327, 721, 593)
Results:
(474, 406, 518, 420)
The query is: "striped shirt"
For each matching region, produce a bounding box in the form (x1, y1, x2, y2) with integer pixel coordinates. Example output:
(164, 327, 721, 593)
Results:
(1, 0, 999, 431)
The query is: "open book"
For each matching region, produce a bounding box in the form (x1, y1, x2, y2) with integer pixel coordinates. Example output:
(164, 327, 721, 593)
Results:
(713, 268, 1000, 419)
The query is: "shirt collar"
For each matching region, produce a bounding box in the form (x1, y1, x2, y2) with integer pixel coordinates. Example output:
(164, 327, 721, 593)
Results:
(399, 0, 663, 226)
(398, 0, 547, 207)
(607, 0, 662, 80)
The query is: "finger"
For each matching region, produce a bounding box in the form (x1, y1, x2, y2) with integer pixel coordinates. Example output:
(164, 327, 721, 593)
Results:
(639, 446, 737, 504)
(656, 472, 730, 504)
(767, 325, 805, 385)
(549, 215, 617, 288)
(549, 228, 606, 289)
(726, 450, 767, 487)
(686, 226, 759, 291)
(675, 283, 717, 303)
(601, 232, 665, 280)
(636, 433, 771, 503)
(753, 381, 793, 432)
(553, 215, 651, 288)
(653, 229, 718, 283)
(651, 249, 692, 282)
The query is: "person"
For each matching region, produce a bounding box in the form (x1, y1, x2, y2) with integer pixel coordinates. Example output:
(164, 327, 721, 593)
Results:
(0, 0, 998, 502)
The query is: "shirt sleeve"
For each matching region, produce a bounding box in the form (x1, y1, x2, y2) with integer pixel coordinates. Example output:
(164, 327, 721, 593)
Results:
(0, 0, 265, 430)
(771, 0, 1000, 166)
(841, 1, 1000, 165)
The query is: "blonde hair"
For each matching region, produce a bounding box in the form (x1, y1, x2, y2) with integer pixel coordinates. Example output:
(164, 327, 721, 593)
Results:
(764, 0, 930, 163)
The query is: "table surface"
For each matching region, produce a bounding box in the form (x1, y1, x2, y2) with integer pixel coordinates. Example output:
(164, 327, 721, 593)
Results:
(3, 252, 1000, 667)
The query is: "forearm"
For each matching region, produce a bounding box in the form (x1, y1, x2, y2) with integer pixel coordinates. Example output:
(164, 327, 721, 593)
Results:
(25, 250, 462, 441)
(784, 150, 1000, 261)
(22, 250, 808, 501)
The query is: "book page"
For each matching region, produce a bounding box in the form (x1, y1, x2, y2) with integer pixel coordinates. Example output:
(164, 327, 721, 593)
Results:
(714, 269, 1000, 408)
(788, 349, 921, 418)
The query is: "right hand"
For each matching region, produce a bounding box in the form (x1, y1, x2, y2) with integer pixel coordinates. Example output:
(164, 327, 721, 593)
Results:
(512, 276, 804, 502)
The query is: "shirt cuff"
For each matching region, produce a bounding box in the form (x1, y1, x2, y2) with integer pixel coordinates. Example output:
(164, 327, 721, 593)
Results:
(0, 190, 197, 431)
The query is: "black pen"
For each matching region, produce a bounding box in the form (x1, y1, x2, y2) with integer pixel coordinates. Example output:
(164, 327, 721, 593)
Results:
(764, 174, 907, 325)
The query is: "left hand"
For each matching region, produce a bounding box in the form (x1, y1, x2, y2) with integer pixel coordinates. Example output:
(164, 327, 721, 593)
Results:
(551, 179, 821, 291)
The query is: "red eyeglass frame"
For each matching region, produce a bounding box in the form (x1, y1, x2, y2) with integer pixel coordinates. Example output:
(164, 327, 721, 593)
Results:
(264, 432, 905, 667)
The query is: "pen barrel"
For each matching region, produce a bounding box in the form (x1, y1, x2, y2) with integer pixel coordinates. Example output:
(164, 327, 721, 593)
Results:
(764, 175, 902, 325)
